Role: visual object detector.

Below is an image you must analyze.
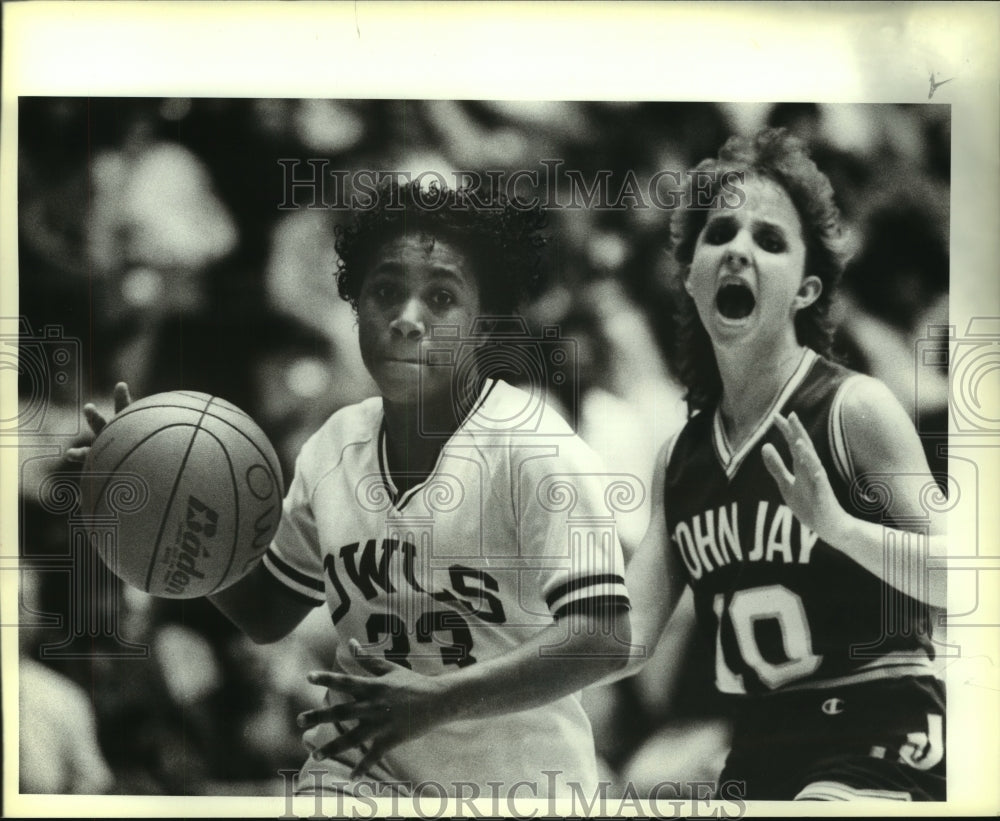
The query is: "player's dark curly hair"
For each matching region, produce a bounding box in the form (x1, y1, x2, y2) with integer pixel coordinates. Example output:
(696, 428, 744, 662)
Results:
(669, 128, 850, 414)
(334, 178, 548, 316)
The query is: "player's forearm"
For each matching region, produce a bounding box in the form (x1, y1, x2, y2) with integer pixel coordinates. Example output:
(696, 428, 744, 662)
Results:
(440, 611, 632, 722)
(825, 514, 947, 608)
(207, 561, 312, 644)
(591, 599, 676, 687)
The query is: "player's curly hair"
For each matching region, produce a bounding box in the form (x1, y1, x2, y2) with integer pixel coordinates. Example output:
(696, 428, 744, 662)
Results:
(334, 178, 549, 316)
(669, 127, 850, 414)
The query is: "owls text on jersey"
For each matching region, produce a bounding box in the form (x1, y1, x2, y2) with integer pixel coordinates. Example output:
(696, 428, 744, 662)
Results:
(263, 377, 630, 795)
(663, 348, 938, 698)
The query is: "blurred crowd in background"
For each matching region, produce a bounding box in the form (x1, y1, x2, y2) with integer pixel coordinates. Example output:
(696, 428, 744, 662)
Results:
(15, 98, 950, 795)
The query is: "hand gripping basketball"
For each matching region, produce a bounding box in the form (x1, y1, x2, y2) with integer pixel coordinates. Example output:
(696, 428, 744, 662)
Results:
(66, 382, 134, 462)
(72, 382, 284, 598)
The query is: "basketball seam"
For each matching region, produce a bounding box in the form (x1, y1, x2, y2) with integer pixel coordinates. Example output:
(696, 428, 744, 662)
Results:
(144, 396, 214, 592)
(191, 410, 284, 496)
(88, 423, 202, 529)
(200, 397, 242, 595)
(98, 402, 282, 495)
(100, 395, 214, 430)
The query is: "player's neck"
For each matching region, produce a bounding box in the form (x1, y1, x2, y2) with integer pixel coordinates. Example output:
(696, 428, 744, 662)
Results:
(381, 403, 445, 492)
(716, 339, 808, 447)
(381, 373, 484, 492)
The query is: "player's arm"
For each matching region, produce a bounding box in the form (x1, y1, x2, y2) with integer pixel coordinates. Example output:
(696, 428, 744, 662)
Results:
(207, 562, 314, 644)
(600, 436, 686, 684)
(762, 376, 946, 608)
(300, 608, 630, 777)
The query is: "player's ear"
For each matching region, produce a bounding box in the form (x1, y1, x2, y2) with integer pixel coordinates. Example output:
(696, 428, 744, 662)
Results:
(793, 275, 822, 312)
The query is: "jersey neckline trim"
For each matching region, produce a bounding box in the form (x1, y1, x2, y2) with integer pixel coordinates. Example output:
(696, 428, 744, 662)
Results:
(712, 348, 818, 479)
(378, 377, 499, 512)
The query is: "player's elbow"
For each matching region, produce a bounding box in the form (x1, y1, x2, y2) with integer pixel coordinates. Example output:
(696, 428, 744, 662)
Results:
(210, 600, 295, 644)
(569, 608, 633, 675)
(241, 620, 295, 645)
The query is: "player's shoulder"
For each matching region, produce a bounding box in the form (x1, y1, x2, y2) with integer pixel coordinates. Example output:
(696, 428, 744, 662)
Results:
(663, 405, 711, 465)
(834, 370, 912, 439)
(786, 352, 872, 421)
(470, 379, 602, 468)
(473, 378, 577, 439)
(296, 396, 382, 475)
(835, 369, 899, 410)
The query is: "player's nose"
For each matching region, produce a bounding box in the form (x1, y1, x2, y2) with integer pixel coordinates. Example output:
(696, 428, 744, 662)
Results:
(722, 230, 752, 272)
(389, 297, 426, 340)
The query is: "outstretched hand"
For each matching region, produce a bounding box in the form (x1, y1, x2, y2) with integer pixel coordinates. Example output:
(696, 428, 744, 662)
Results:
(65, 382, 133, 463)
(761, 412, 846, 543)
(298, 638, 450, 779)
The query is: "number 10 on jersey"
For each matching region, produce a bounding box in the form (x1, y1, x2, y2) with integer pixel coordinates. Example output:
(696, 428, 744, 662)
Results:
(713, 585, 822, 693)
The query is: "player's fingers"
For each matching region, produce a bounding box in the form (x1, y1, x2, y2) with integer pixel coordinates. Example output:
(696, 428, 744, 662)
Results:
(83, 404, 108, 436)
(65, 446, 91, 463)
(351, 735, 396, 781)
(113, 382, 133, 414)
(771, 412, 793, 443)
(775, 413, 815, 474)
(761, 443, 794, 493)
(786, 412, 818, 457)
(785, 414, 825, 475)
(297, 701, 381, 729)
(791, 436, 824, 477)
(312, 723, 377, 761)
(307, 670, 372, 696)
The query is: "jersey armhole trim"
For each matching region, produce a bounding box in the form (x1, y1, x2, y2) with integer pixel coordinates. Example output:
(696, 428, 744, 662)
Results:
(829, 374, 864, 487)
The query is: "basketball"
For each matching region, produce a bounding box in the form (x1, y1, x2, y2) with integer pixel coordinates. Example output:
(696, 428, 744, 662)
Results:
(80, 391, 284, 599)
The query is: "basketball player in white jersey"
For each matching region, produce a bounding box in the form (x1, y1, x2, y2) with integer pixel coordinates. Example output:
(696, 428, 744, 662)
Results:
(74, 180, 632, 798)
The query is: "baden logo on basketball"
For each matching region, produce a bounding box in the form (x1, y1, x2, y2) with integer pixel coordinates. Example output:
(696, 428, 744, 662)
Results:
(164, 495, 221, 596)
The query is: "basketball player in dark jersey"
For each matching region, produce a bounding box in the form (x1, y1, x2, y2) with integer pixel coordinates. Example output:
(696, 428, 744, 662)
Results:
(623, 129, 947, 801)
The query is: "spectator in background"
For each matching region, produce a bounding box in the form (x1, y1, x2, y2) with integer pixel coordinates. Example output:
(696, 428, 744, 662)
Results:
(836, 189, 950, 479)
(18, 568, 114, 795)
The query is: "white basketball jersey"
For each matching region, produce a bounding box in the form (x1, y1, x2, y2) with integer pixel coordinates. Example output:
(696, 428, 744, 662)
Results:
(264, 378, 630, 796)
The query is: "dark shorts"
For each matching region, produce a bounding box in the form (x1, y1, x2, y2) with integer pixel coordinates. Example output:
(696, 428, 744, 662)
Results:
(720, 676, 945, 801)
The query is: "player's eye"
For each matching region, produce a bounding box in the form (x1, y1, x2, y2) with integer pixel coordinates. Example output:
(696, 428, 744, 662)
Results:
(703, 217, 737, 246)
(755, 228, 787, 254)
(369, 281, 399, 302)
(429, 289, 455, 310)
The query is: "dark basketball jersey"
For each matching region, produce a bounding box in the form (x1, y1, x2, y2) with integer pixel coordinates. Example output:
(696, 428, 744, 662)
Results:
(664, 349, 937, 698)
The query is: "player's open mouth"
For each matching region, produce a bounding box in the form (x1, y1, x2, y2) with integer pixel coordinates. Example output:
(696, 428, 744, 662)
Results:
(715, 281, 756, 321)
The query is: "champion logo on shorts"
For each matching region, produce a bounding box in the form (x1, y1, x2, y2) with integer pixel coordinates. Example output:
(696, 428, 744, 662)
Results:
(821, 697, 846, 715)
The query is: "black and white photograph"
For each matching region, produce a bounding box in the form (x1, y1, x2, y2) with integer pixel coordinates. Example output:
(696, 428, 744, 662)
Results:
(2, 3, 998, 818)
